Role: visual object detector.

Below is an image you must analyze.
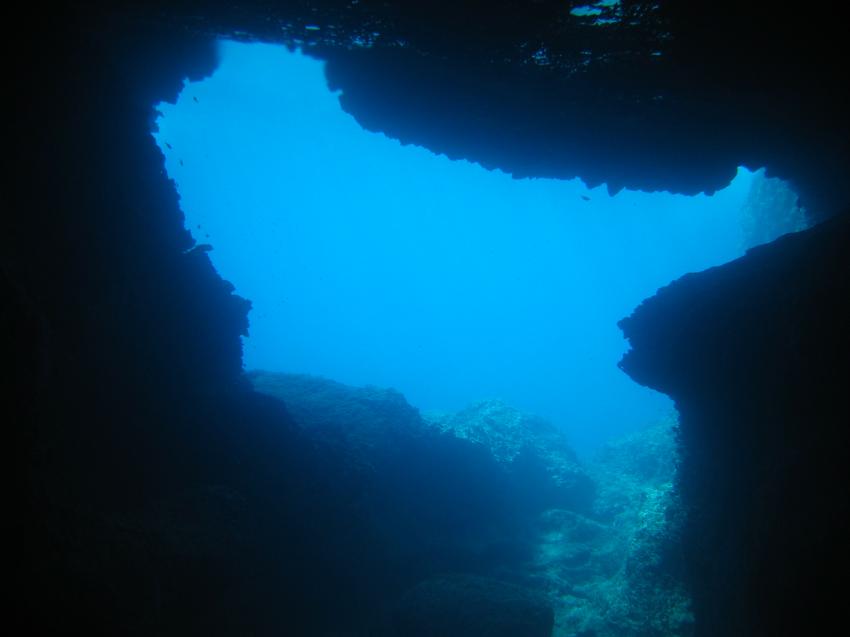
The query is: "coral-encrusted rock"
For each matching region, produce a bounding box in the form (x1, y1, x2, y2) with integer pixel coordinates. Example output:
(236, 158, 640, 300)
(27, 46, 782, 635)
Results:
(394, 574, 554, 637)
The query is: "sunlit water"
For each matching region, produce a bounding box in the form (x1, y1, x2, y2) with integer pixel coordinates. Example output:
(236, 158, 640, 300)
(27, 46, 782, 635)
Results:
(155, 40, 754, 456)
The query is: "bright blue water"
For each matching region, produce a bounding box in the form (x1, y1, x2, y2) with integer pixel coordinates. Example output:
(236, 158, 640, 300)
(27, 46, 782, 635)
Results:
(154, 40, 753, 457)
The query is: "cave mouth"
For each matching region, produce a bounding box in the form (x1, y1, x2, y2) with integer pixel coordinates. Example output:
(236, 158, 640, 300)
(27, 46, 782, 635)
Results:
(153, 39, 805, 457)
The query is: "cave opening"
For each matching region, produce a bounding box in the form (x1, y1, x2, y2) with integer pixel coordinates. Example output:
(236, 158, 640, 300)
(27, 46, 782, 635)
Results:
(153, 40, 805, 457)
(13, 4, 845, 633)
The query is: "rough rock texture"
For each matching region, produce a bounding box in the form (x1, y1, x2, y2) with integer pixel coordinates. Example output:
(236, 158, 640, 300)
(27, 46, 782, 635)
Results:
(532, 420, 692, 637)
(619, 213, 850, 636)
(589, 421, 691, 637)
(425, 400, 595, 511)
(249, 371, 587, 536)
(250, 370, 427, 452)
(252, 373, 594, 516)
(394, 574, 555, 637)
(249, 372, 574, 630)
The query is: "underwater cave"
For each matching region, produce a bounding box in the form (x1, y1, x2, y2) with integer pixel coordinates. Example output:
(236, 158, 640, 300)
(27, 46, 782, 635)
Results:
(7, 3, 849, 637)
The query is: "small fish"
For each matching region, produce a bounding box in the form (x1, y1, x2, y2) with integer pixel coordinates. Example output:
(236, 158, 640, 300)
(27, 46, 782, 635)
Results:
(193, 96, 199, 103)
(179, 159, 184, 166)
(581, 195, 591, 201)
(165, 142, 173, 150)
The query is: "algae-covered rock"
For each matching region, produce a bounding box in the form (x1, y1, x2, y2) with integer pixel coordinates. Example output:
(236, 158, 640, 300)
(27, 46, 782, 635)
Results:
(394, 574, 554, 637)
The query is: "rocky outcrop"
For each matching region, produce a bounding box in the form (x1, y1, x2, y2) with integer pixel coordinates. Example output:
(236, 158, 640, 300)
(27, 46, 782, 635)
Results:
(99, 1, 850, 219)
(252, 372, 691, 637)
(425, 400, 595, 512)
(421, 399, 691, 637)
(532, 420, 692, 637)
(619, 213, 850, 636)
(249, 372, 574, 632)
(249, 370, 426, 453)
(251, 372, 596, 515)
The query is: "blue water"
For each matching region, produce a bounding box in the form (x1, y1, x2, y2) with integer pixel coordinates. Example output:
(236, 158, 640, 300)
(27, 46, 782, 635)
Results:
(154, 40, 753, 457)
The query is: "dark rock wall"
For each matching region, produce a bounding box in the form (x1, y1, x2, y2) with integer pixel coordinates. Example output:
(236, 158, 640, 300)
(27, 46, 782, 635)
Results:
(127, 0, 849, 220)
(8, 8, 237, 504)
(5, 9, 374, 635)
(619, 214, 850, 636)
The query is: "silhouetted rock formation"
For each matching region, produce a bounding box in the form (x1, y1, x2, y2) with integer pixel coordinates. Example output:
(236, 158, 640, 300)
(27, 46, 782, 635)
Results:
(530, 420, 691, 637)
(6, 12, 380, 635)
(619, 213, 850, 636)
(252, 372, 691, 637)
(134, 1, 848, 220)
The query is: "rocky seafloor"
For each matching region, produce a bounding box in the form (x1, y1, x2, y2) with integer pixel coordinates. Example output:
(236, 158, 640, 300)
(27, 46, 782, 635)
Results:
(250, 371, 692, 637)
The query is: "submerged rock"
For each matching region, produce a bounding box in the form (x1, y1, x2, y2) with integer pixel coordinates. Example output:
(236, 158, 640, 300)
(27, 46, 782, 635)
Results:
(531, 420, 692, 637)
(248, 370, 425, 455)
(425, 399, 595, 512)
(247, 371, 564, 626)
(394, 574, 554, 637)
(586, 421, 692, 637)
(248, 371, 690, 636)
